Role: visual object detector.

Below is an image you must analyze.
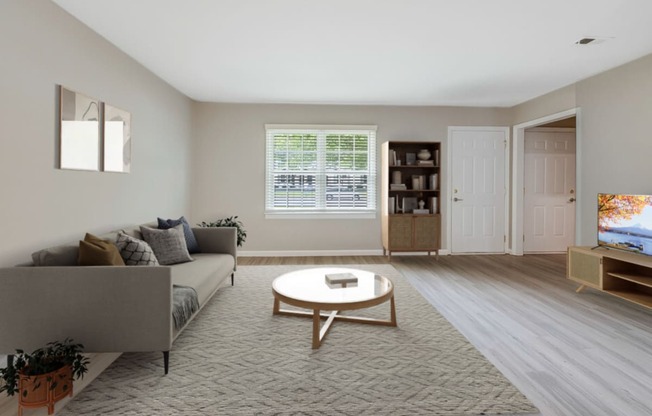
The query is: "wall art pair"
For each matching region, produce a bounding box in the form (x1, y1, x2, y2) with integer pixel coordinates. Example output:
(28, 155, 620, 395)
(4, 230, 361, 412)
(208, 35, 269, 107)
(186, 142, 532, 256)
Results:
(59, 85, 131, 173)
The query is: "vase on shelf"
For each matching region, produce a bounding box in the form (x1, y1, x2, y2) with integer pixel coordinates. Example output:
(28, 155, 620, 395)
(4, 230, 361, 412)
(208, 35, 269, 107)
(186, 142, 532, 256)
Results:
(417, 149, 431, 160)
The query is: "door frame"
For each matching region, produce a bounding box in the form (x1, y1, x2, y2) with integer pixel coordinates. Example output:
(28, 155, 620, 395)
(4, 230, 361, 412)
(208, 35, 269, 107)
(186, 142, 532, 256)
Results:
(511, 108, 582, 255)
(447, 126, 510, 254)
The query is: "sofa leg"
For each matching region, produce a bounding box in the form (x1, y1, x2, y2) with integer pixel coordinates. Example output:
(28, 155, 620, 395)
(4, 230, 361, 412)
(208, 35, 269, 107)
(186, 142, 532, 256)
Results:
(231, 273, 234, 286)
(163, 351, 169, 375)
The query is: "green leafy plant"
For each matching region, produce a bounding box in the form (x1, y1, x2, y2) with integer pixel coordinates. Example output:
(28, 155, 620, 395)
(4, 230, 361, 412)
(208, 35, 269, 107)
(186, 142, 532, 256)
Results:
(199, 216, 247, 247)
(0, 338, 90, 397)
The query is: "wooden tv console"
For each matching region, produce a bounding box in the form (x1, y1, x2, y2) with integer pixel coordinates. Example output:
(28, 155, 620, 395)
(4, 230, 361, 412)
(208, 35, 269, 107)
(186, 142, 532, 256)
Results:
(567, 246, 652, 309)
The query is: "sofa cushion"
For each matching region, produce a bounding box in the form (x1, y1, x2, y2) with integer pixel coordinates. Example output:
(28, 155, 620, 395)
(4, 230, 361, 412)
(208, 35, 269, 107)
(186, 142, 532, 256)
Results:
(141, 225, 193, 265)
(32, 244, 79, 266)
(157, 216, 201, 254)
(78, 233, 125, 266)
(171, 253, 235, 305)
(116, 233, 160, 266)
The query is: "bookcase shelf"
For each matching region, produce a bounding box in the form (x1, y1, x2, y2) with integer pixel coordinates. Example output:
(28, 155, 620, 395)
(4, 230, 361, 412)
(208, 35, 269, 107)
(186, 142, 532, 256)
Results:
(381, 141, 442, 258)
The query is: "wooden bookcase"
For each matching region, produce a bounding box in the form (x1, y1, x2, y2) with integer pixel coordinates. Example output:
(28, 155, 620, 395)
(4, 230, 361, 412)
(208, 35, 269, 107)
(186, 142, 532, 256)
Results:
(381, 141, 441, 258)
(568, 246, 652, 309)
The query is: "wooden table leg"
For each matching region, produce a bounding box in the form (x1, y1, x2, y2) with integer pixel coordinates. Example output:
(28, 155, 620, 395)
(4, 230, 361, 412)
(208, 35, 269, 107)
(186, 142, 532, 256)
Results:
(273, 297, 280, 314)
(312, 309, 321, 349)
(576, 284, 586, 293)
(389, 295, 397, 326)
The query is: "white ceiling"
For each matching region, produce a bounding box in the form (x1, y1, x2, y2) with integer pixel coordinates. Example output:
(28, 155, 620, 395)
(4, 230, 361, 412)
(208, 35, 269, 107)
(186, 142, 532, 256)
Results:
(52, 0, 652, 107)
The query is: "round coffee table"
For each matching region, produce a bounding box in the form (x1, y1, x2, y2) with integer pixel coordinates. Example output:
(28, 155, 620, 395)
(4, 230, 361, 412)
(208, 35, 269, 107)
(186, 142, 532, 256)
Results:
(272, 267, 397, 349)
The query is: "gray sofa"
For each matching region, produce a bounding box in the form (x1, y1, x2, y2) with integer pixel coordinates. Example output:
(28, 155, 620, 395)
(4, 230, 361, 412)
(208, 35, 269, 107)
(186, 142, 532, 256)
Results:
(0, 223, 237, 374)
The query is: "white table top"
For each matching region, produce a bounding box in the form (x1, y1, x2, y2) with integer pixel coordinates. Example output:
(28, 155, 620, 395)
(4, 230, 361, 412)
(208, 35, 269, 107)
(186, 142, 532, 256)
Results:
(272, 267, 393, 306)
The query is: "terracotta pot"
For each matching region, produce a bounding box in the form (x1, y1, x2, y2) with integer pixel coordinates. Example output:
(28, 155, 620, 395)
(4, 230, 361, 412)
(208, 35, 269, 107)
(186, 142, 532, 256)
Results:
(18, 365, 73, 416)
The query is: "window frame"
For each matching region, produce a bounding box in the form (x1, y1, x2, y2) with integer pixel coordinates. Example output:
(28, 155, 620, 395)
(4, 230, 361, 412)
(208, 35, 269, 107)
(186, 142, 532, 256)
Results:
(265, 124, 377, 219)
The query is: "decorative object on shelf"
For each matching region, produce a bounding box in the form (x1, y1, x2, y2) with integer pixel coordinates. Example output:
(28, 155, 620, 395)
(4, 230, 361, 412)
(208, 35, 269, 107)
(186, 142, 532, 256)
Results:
(405, 153, 416, 165)
(403, 197, 418, 213)
(59, 86, 100, 171)
(0, 338, 90, 415)
(104, 104, 132, 173)
(388, 197, 395, 214)
(392, 170, 402, 185)
(389, 149, 397, 165)
(412, 175, 420, 190)
(417, 149, 431, 160)
(430, 197, 438, 214)
(199, 216, 247, 247)
(429, 174, 438, 190)
(418, 200, 425, 210)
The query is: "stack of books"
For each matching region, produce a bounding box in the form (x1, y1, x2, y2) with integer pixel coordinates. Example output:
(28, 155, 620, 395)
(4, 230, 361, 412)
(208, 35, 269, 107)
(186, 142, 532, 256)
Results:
(389, 149, 398, 165)
(411, 175, 427, 190)
(417, 160, 435, 166)
(390, 183, 407, 190)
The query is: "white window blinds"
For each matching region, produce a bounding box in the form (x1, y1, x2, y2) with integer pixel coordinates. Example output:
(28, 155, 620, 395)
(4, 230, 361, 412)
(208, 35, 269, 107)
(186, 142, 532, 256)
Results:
(265, 125, 377, 217)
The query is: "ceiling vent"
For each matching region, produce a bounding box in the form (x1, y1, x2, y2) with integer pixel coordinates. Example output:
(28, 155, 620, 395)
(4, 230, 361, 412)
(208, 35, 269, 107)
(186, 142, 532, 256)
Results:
(575, 36, 612, 45)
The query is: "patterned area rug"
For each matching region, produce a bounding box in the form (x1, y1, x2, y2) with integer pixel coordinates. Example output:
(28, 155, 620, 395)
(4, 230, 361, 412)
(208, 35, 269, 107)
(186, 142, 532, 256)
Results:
(60, 265, 537, 415)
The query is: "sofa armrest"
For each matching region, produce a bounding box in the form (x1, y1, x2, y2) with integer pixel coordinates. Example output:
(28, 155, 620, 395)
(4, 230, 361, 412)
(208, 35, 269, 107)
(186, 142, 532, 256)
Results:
(0, 266, 173, 354)
(192, 227, 237, 270)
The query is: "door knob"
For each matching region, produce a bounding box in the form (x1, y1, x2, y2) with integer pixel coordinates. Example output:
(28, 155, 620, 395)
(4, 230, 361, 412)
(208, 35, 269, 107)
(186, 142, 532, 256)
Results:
(454, 197, 464, 202)
(568, 197, 576, 203)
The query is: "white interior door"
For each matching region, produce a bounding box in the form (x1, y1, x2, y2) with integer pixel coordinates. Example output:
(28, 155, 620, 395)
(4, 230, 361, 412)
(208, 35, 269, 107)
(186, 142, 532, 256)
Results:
(450, 127, 507, 254)
(524, 128, 576, 253)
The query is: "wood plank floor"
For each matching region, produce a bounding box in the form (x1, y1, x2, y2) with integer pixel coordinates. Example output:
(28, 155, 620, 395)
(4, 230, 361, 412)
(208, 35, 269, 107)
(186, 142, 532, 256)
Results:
(3, 254, 651, 415)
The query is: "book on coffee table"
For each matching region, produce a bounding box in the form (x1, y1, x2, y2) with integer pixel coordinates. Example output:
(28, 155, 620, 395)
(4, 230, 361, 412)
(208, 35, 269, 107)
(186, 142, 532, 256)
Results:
(325, 272, 358, 285)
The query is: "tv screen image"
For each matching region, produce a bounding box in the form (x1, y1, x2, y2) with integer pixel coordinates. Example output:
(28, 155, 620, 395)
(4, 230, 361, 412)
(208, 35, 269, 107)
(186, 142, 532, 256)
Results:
(598, 193, 652, 255)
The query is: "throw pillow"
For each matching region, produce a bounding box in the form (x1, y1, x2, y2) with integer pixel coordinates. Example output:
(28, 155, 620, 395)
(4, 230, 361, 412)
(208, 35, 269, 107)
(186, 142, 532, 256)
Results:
(157, 216, 201, 254)
(78, 233, 125, 266)
(115, 233, 160, 266)
(140, 225, 193, 265)
(32, 244, 79, 266)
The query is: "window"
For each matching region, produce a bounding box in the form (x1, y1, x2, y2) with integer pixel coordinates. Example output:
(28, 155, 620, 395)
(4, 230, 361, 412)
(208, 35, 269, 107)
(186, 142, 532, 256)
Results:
(265, 124, 377, 218)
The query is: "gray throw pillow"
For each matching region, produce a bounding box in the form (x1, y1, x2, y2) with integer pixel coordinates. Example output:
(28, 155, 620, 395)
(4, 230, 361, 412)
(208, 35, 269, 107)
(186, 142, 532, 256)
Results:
(140, 225, 193, 265)
(157, 216, 201, 254)
(116, 233, 160, 266)
(31, 244, 79, 266)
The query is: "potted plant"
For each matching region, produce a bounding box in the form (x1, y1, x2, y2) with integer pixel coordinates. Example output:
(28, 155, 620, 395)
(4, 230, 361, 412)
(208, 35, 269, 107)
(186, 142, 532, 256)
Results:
(0, 338, 89, 415)
(199, 215, 247, 247)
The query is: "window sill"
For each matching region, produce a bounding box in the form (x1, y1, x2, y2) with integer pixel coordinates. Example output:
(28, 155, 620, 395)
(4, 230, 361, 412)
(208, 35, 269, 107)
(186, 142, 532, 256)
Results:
(265, 211, 377, 220)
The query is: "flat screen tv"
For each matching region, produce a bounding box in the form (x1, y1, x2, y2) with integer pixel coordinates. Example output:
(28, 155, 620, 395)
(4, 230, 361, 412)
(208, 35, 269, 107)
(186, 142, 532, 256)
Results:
(598, 193, 652, 255)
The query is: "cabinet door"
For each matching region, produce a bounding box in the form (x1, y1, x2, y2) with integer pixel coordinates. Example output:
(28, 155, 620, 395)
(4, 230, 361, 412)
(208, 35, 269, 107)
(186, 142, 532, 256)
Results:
(389, 216, 413, 249)
(414, 216, 439, 249)
(568, 248, 602, 288)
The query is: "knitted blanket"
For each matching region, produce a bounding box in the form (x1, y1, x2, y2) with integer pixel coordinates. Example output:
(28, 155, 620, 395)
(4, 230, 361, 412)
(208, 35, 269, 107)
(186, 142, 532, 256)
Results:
(172, 285, 199, 330)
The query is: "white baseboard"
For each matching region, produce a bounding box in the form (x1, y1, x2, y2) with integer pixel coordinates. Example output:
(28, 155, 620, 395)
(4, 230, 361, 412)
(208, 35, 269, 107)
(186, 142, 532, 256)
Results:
(238, 249, 452, 257)
(238, 249, 384, 257)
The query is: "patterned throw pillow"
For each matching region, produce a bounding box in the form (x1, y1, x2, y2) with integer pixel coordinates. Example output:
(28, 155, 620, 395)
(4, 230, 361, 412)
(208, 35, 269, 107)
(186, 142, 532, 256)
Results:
(157, 216, 201, 254)
(116, 233, 160, 266)
(140, 225, 193, 265)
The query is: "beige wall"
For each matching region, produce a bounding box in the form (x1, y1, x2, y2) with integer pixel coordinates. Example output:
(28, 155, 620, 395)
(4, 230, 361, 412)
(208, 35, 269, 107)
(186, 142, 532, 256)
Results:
(0, 0, 194, 266)
(512, 84, 577, 125)
(192, 103, 511, 253)
(511, 53, 652, 246)
(575, 54, 652, 244)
